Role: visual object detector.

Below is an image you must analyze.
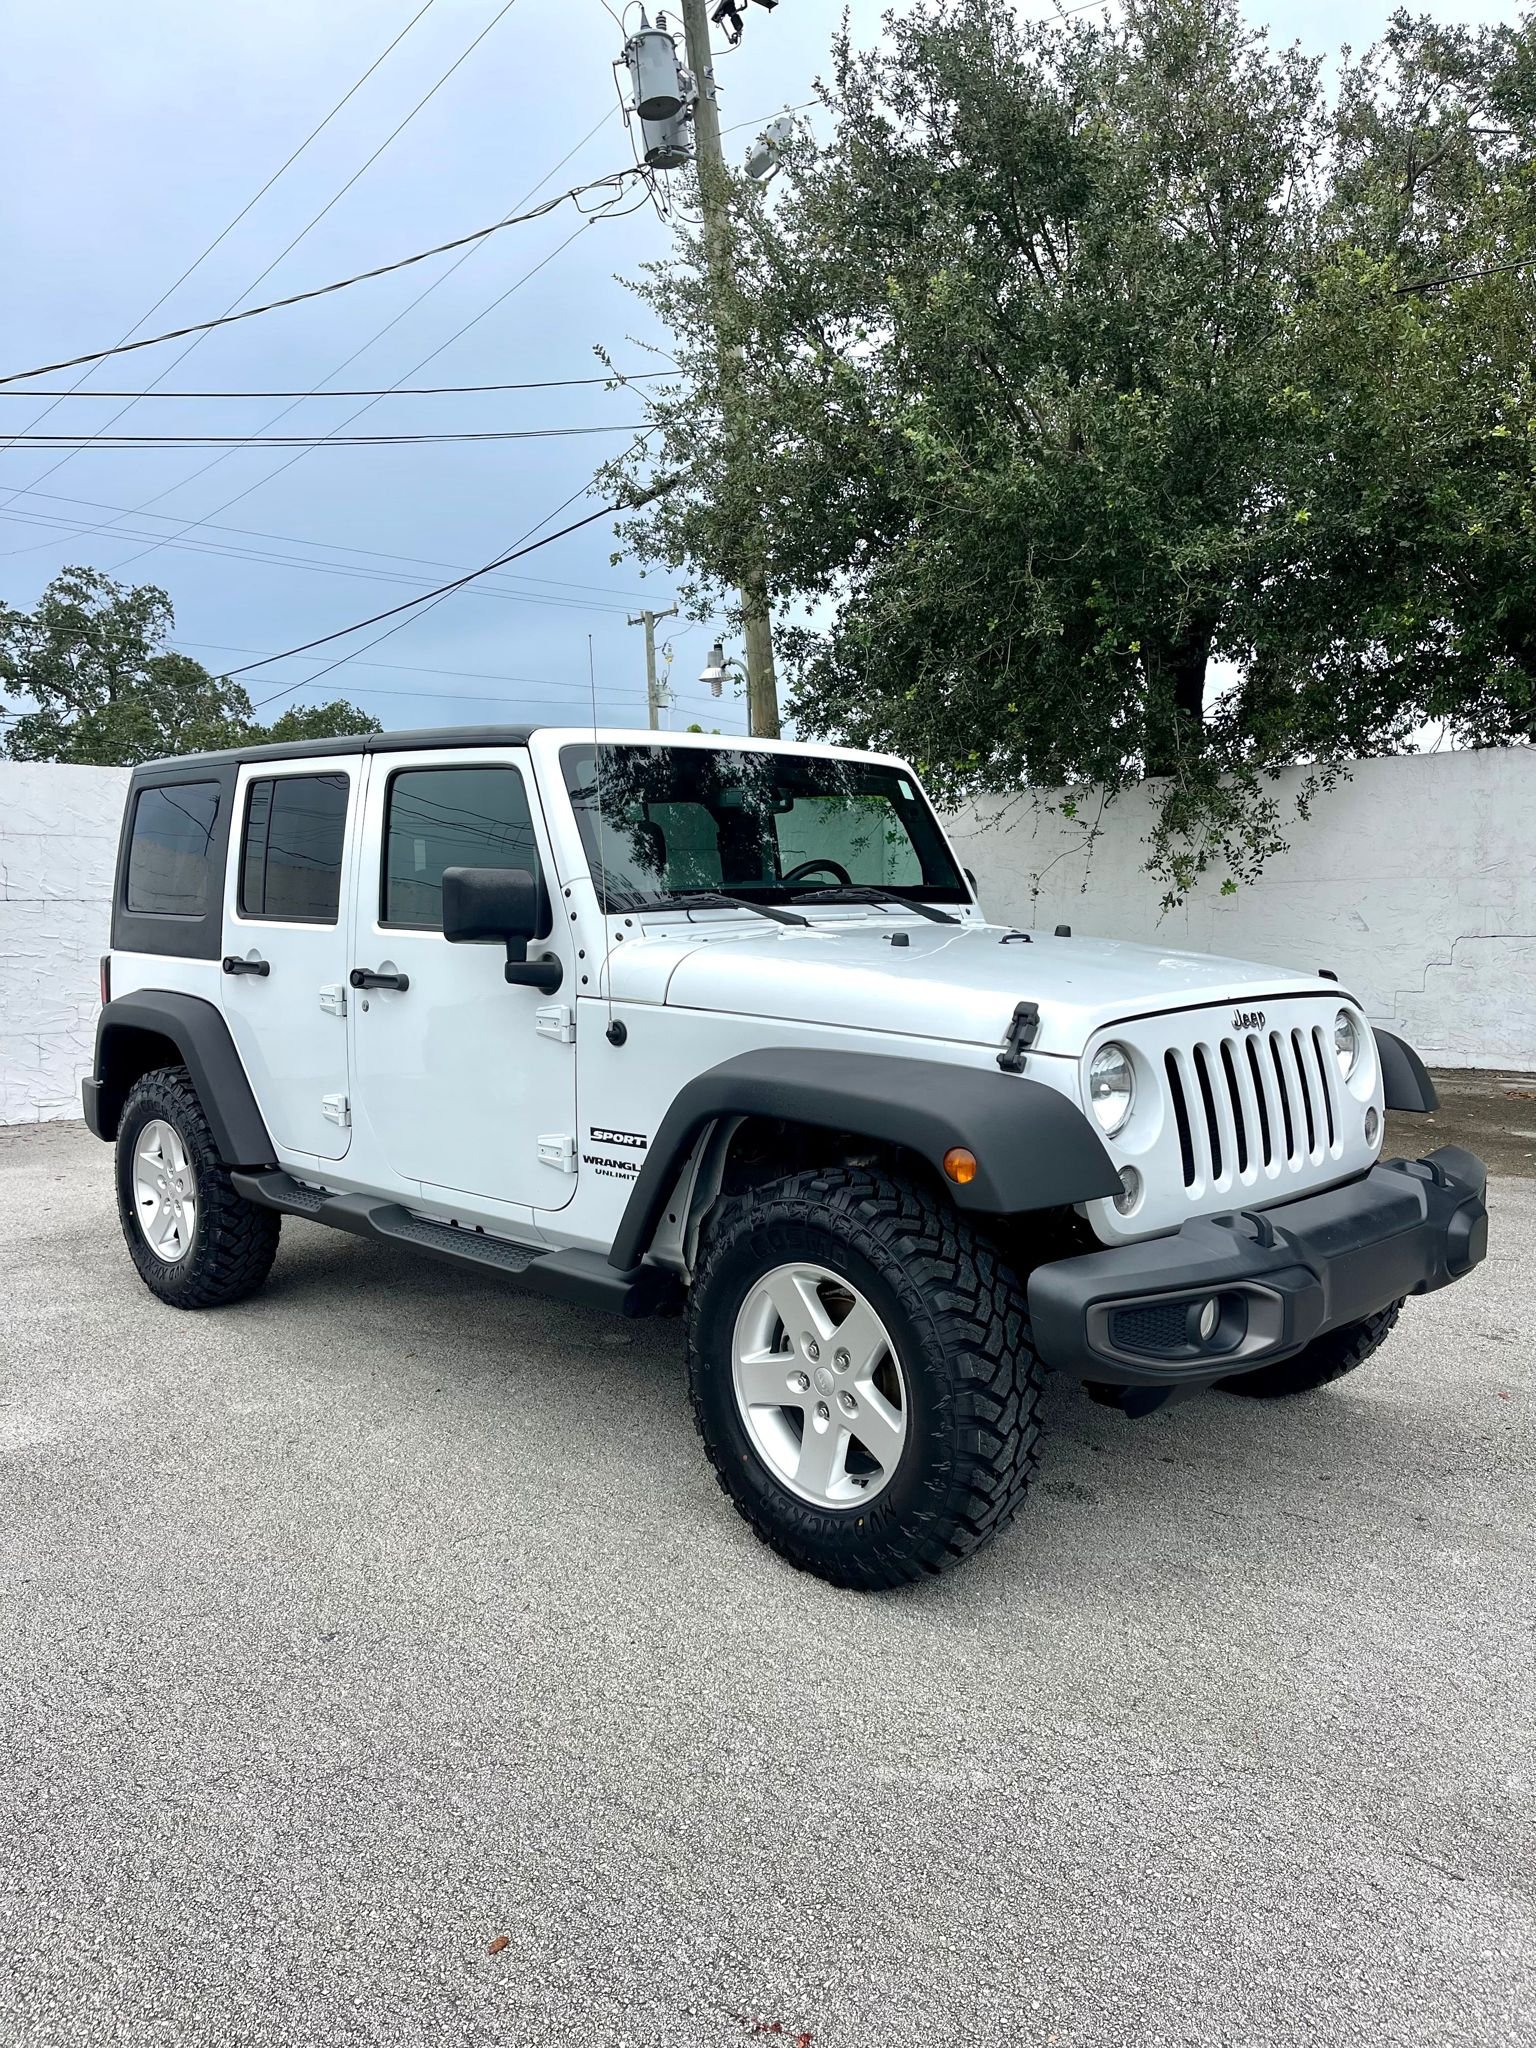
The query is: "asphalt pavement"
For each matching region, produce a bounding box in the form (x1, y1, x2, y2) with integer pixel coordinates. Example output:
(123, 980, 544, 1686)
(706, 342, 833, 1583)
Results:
(1, 1119, 1532, 2048)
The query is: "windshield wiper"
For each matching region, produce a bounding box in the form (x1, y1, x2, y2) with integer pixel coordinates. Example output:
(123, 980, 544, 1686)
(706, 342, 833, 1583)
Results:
(644, 889, 809, 927)
(789, 884, 959, 926)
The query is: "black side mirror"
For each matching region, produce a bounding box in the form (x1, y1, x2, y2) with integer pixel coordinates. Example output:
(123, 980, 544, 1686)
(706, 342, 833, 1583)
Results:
(441, 867, 562, 993)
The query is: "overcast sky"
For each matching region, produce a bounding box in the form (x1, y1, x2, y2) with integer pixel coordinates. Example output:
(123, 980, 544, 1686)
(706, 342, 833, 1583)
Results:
(0, 0, 1510, 739)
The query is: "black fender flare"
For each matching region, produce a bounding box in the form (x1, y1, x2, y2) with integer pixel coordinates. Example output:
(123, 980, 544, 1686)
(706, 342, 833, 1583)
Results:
(85, 992, 276, 1167)
(608, 1048, 1121, 1269)
(1375, 1029, 1438, 1113)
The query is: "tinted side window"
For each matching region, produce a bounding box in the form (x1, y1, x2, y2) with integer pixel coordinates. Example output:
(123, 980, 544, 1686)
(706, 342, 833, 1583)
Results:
(125, 783, 223, 917)
(240, 774, 350, 923)
(382, 767, 541, 930)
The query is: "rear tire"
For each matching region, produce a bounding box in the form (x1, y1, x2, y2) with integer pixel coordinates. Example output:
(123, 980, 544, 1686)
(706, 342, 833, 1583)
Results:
(686, 1167, 1044, 1589)
(1219, 1299, 1404, 1400)
(115, 1066, 280, 1309)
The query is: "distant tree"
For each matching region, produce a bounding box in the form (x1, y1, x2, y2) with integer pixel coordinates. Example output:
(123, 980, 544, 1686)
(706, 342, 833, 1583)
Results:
(0, 567, 380, 764)
(261, 699, 382, 745)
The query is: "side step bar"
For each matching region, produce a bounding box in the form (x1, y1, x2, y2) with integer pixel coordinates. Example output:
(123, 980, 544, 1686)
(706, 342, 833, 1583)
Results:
(231, 1170, 678, 1318)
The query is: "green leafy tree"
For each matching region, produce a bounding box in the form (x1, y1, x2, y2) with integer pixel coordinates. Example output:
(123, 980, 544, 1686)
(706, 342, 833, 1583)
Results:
(620, 0, 1536, 897)
(0, 567, 380, 764)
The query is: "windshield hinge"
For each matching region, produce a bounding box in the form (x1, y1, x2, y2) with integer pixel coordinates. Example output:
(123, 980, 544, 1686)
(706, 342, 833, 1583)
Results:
(996, 1001, 1041, 1074)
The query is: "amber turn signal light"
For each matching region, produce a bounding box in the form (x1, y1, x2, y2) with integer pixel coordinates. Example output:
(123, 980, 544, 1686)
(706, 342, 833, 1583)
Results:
(943, 1146, 978, 1185)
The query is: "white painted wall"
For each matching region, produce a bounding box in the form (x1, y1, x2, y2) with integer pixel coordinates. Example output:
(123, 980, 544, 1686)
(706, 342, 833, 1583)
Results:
(947, 749, 1536, 1071)
(0, 762, 130, 1123)
(0, 750, 1531, 1127)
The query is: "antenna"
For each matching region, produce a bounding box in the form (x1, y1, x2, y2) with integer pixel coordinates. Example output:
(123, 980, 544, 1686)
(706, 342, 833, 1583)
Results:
(589, 634, 619, 1041)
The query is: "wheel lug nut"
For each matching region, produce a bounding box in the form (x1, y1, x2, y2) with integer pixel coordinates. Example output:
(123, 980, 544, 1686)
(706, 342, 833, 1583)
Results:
(839, 1391, 857, 1414)
(834, 1349, 850, 1371)
(789, 1372, 810, 1392)
(815, 1402, 829, 1422)
(804, 1339, 820, 1362)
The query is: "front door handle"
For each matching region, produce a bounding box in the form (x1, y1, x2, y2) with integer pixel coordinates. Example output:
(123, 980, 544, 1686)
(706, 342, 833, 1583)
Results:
(349, 967, 410, 992)
(222, 955, 270, 977)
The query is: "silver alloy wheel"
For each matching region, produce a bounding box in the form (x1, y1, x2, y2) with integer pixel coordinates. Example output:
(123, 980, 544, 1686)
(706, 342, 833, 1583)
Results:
(131, 1119, 198, 1264)
(731, 1262, 909, 1508)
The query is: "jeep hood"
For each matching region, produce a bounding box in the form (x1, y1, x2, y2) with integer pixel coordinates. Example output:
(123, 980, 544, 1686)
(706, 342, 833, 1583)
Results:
(604, 915, 1340, 1057)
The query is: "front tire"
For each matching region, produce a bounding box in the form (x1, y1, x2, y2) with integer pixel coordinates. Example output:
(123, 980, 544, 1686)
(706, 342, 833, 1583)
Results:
(1219, 1299, 1404, 1400)
(115, 1066, 280, 1309)
(686, 1168, 1044, 1589)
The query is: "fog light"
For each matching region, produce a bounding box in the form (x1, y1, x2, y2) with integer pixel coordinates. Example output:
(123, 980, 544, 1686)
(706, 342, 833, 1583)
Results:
(1113, 1165, 1142, 1215)
(943, 1146, 978, 1185)
(1364, 1107, 1380, 1147)
(1198, 1297, 1220, 1342)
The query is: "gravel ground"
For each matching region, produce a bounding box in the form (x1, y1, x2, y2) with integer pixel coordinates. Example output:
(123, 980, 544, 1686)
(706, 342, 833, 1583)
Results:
(1, 1119, 1532, 2048)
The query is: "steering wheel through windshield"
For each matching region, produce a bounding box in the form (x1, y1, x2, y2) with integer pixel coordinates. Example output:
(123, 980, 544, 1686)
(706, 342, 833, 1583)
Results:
(782, 858, 853, 889)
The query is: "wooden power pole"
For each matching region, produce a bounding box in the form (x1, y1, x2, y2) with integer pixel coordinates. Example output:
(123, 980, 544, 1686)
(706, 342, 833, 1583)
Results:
(678, 0, 781, 739)
(628, 605, 678, 728)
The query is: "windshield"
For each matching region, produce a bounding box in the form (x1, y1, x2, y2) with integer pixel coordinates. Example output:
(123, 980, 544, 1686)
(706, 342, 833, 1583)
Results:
(559, 744, 968, 910)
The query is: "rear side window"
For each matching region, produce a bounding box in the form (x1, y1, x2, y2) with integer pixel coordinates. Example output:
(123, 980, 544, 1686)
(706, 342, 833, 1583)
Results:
(125, 782, 223, 917)
(382, 766, 542, 929)
(240, 774, 350, 923)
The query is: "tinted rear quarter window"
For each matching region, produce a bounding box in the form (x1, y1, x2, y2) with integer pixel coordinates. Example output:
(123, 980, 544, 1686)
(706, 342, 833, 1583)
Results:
(240, 773, 350, 922)
(125, 782, 223, 917)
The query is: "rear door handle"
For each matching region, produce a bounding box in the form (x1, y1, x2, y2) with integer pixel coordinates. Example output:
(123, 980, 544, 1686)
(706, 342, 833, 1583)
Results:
(222, 955, 270, 977)
(349, 968, 410, 992)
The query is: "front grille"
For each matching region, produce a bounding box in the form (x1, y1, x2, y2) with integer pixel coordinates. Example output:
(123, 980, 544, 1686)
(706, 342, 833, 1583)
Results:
(1163, 1022, 1342, 1191)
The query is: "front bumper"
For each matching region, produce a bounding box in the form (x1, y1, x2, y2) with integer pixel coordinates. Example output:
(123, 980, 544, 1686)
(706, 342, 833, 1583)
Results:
(1028, 1146, 1488, 1388)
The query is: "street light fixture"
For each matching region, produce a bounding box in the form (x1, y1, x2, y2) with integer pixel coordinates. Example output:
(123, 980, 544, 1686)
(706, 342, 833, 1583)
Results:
(699, 639, 746, 700)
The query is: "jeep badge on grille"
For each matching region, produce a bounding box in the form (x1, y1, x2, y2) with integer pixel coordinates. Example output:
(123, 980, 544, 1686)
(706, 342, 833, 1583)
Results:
(1232, 1007, 1266, 1031)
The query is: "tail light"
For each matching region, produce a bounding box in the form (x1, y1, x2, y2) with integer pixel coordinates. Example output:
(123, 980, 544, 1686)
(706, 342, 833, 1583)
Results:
(99, 955, 112, 1007)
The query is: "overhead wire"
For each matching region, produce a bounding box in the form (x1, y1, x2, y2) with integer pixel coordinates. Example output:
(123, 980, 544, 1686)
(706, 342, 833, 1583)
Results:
(0, 104, 628, 566)
(6, 425, 647, 449)
(0, 372, 670, 400)
(0, 170, 639, 391)
(0, 484, 654, 601)
(0, 0, 443, 474)
(0, 0, 530, 538)
(242, 438, 668, 708)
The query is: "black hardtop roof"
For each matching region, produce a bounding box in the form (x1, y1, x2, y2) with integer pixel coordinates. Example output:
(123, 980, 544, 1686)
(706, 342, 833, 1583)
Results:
(132, 724, 544, 779)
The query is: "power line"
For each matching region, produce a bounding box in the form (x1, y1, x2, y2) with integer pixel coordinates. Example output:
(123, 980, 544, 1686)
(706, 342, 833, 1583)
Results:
(1396, 251, 1536, 293)
(95, 107, 633, 577)
(5, 425, 647, 449)
(0, 2, 443, 469)
(0, 504, 643, 618)
(244, 443, 668, 708)
(0, 485, 656, 600)
(0, 0, 527, 520)
(236, 477, 667, 685)
(0, 372, 671, 400)
(0, 169, 643, 391)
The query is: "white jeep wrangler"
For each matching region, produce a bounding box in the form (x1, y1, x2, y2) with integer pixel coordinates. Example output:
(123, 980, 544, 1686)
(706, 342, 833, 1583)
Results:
(86, 726, 1487, 1587)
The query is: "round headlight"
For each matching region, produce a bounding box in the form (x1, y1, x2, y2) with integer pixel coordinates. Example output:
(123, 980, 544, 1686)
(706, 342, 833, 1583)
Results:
(1333, 1009, 1360, 1080)
(1089, 1042, 1135, 1135)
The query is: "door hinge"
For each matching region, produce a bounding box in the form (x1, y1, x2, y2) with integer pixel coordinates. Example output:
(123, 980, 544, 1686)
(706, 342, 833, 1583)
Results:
(537, 1132, 578, 1173)
(321, 1093, 351, 1128)
(535, 1003, 575, 1045)
(319, 983, 347, 1018)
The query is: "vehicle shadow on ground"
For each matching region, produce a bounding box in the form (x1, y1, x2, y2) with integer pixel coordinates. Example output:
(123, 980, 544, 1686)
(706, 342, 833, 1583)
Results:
(241, 1216, 1522, 1615)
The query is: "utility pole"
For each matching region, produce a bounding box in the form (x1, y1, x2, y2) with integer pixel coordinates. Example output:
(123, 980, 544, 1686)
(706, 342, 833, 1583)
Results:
(628, 605, 678, 728)
(676, 0, 782, 740)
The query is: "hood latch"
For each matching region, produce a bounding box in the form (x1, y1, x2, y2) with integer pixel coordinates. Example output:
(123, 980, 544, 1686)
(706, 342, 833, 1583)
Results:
(997, 1001, 1041, 1074)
